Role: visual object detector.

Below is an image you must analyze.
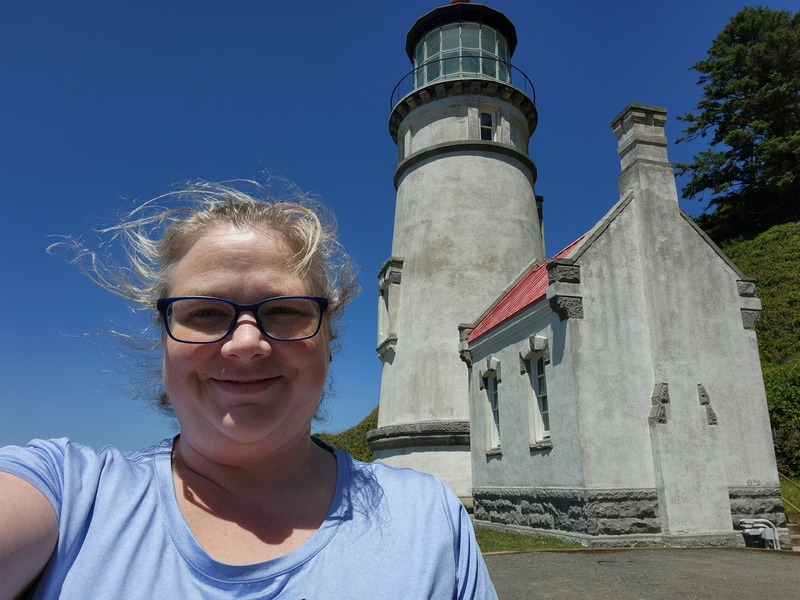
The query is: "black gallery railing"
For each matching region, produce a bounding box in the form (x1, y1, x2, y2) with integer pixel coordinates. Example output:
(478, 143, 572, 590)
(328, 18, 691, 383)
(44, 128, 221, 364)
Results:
(390, 56, 536, 109)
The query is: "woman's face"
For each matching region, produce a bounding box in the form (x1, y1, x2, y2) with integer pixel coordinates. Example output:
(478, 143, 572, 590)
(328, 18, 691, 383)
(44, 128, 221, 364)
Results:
(162, 224, 330, 463)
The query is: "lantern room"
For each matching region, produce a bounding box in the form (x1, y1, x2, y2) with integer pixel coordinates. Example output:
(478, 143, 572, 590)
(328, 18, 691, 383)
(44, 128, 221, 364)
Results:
(406, 0, 518, 88)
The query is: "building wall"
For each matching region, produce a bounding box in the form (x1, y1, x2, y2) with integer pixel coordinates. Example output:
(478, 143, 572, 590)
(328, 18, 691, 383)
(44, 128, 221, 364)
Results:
(467, 303, 583, 489)
(610, 104, 779, 539)
(396, 94, 531, 161)
(378, 150, 540, 426)
(565, 197, 659, 491)
(466, 104, 786, 546)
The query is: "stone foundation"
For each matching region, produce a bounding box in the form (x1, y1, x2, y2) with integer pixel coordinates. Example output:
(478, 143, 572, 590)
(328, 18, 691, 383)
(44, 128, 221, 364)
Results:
(474, 486, 791, 548)
(728, 486, 786, 527)
(473, 487, 661, 546)
(729, 486, 792, 549)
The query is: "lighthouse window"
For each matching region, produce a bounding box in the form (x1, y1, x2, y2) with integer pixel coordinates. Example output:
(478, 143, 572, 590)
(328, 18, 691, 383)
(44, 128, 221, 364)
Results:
(441, 24, 459, 50)
(498, 36, 508, 62)
(441, 25, 460, 77)
(461, 24, 480, 74)
(425, 29, 441, 55)
(423, 30, 441, 84)
(480, 111, 496, 141)
(481, 28, 498, 78)
(462, 23, 480, 49)
(413, 23, 510, 87)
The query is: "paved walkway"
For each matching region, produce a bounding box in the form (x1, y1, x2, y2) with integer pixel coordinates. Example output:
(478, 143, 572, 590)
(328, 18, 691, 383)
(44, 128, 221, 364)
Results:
(484, 547, 800, 599)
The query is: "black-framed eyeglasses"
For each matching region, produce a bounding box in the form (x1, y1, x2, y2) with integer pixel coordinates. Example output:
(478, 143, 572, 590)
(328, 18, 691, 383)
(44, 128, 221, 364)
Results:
(156, 296, 329, 344)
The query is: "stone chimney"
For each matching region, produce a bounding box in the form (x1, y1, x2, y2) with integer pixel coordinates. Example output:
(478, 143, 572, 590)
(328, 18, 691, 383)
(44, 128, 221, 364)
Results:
(611, 103, 676, 204)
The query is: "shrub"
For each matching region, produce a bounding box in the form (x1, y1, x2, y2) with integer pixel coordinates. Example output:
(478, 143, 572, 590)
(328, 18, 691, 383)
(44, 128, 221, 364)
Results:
(315, 406, 378, 462)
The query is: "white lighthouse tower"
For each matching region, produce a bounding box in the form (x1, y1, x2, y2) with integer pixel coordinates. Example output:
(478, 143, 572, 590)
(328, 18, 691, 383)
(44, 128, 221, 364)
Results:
(368, 0, 542, 501)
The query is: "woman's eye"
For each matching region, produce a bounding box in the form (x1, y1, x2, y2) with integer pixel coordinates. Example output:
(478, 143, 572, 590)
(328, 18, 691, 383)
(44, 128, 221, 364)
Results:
(261, 306, 303, 319)
(174, 301, 233, 321)
(193, 308, 226, 317)
(263, 306, 301, 317)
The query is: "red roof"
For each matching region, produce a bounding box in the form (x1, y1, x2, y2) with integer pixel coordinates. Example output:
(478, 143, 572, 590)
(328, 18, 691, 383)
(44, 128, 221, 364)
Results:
(467, 235, 585, 343)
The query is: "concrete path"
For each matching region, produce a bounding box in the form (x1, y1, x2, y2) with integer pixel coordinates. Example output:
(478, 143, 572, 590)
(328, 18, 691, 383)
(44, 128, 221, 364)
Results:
(484, 547, 800, 599)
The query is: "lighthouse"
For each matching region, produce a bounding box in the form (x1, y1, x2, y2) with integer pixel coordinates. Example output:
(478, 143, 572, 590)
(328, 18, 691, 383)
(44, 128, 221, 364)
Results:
(368, 0, 542, 501)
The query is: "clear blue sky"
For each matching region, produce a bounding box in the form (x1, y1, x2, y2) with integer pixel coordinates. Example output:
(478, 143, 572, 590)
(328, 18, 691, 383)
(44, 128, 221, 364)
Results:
(2, 0, 796, 451)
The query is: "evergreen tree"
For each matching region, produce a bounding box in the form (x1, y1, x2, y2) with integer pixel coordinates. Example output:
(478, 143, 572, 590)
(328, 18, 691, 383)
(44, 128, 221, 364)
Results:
(676, 7, 800, 244)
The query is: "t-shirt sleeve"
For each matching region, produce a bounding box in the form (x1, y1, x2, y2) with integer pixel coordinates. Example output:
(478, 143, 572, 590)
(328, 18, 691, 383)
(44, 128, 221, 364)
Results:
(0, 438, 69, 518)
(438, 481, 499, 600)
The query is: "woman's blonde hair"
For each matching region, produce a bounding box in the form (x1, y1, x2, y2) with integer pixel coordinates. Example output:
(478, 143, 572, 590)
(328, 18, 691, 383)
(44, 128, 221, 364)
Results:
(51, 179, 359, 410)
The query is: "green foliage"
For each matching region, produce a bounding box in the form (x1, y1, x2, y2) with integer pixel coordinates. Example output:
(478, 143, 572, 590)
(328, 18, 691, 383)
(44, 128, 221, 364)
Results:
(722, 222, 800, 476)
(676, 7, 800, 244)
(315, 406, 378, 462)
(474, 528, 581, 552)
(762, 362, 800, 476)
(723, 222, 800, 364)
(781, 475, 800, 516)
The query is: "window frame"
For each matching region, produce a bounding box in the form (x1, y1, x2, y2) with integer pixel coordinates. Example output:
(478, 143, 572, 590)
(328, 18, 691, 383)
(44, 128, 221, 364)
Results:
(479, 356, 502, 453)
(479, 110, 496, 141)
(534, 356, 550, 440)
(523, 351, 551, 448)
(485, 374, 501, 451)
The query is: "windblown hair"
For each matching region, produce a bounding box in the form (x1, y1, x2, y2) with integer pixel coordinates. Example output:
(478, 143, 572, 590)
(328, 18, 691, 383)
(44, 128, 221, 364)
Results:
(50, 179, 359, 410)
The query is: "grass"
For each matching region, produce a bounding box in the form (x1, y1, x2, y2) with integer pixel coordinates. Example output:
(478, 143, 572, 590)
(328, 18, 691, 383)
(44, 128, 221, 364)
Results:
(782, 475, 800, 516)
(315, 407, 378, 463)
(475, 528, 582, 553)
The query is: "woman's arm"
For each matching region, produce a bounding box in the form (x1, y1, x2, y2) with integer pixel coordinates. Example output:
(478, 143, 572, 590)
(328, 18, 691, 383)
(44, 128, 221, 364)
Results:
(0, 472, 58, 600)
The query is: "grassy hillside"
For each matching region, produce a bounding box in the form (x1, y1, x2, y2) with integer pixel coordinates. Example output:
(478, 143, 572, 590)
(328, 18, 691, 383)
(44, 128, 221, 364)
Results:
(723, 221, 800, 476)
(315, 406, 378, 462)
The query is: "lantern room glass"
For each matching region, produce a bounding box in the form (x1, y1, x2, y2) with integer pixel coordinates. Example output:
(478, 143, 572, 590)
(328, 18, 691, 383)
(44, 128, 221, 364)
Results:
(414, 23, 510, 88)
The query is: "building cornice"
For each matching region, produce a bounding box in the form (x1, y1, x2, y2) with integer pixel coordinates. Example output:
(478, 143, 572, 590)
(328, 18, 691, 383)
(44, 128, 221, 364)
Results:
(367, 421, 471, 451)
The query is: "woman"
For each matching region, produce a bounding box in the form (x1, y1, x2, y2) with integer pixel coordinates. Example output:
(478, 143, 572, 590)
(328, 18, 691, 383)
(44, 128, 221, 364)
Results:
(0, 182, 498, 599)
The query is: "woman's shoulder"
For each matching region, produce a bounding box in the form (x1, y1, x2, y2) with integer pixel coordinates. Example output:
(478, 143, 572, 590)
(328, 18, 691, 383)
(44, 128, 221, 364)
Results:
(1, 437, 172, 466)
(0, 438, 173, 510)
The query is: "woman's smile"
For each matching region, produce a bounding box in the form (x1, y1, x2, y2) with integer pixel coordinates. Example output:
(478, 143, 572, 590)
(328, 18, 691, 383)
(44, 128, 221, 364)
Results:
(210, 376, 282, 395)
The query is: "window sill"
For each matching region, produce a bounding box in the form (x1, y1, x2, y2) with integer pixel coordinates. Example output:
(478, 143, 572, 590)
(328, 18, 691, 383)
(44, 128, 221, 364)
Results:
(529, 440, 553, 452)
(485, 447, 503, 457)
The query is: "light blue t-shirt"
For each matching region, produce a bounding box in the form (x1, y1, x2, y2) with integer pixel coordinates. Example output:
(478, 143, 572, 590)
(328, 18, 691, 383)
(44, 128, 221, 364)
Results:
(0, 438, 497, 599)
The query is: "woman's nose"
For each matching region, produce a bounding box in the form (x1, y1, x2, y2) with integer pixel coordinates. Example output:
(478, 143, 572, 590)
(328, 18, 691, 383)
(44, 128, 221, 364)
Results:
(220, 313, 272, 362)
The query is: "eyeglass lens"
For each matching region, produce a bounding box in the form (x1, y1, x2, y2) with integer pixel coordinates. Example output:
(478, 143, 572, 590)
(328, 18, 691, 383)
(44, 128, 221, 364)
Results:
(166, 297, 323, 342)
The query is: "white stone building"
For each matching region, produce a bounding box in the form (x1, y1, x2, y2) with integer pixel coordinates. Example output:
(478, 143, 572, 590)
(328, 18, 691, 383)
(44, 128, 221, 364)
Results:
(459, 103, 787, 547)
(369, 1, 787, 546)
